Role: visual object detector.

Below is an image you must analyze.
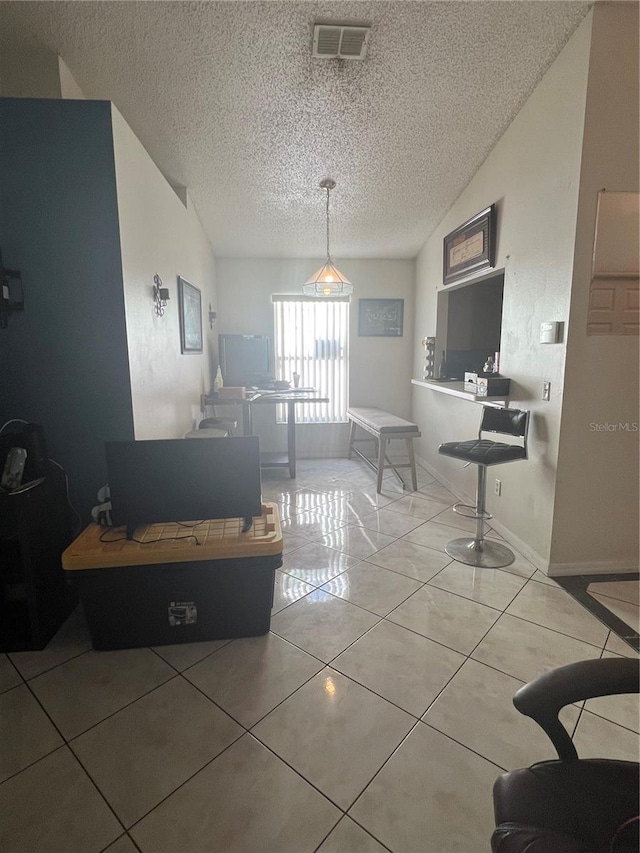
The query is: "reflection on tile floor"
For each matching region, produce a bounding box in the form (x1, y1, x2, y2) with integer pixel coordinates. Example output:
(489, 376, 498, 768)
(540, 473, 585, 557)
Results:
(1, 459, 638, 853)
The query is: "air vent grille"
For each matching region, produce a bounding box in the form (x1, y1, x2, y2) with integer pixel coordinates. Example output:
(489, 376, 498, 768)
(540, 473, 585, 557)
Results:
(313, 25, 370, 60)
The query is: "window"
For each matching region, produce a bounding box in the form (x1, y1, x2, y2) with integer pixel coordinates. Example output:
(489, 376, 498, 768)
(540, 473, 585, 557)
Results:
(272, 295, 349, 423)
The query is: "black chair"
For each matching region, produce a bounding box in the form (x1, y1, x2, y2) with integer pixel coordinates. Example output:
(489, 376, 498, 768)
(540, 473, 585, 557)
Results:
(438, 406, 529, 568)
(492, 657, 639, 853)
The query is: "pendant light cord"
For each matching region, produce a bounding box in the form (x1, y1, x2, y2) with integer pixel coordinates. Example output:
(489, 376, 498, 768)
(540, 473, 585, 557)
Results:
(326, 185, 331, 262)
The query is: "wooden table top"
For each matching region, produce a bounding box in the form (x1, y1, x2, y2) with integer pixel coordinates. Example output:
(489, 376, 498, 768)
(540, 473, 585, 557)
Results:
(62, 503, 282, 570)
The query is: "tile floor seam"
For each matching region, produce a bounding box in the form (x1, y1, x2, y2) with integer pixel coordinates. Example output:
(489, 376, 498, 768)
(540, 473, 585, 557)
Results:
(377, 611, 480, 660)
(148, 639, 232, 675)
(496, 610, 609, 649)
(0, 740, 64, 789)
(322, 816, 394, 853)
(319, 569, 429, 618)
(475, 609, 605, 657)
(99, 834, 142, 853)
(418, 716, 519, 774)
(17, 742, 128, 840)
(64, 741, 129, 834)
(309, 815, 345, 853)
(94, 722, 248, 835)
(320, 660, 433, 724)
(270, 607, 387, 667)
(0, 654, 24, 691)
(395, 577, 504, 616)
(578, 702, 640, 737)
(53, 671, 180, 744)
(11, 645, 93, 683)
(99, 832, 140, 853)
(206, 655, 326, 730)
(171, 669, 256, 731)
(229, 731, 352, 816)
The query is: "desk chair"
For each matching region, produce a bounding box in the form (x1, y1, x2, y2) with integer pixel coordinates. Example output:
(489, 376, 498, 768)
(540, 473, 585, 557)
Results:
(438, 406, 529, 568)
(492, 657, 639, 853)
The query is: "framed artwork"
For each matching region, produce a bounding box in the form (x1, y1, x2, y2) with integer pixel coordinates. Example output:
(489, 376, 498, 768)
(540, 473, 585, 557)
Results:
(358, 298, 404, 337)
(443, 204, 496, 285)
(178, 277, 203, 353)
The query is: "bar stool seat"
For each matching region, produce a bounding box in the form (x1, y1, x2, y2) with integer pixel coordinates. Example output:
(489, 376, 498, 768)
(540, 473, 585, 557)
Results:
(440, 440, 527, 466)
(438, 407, 529, 569)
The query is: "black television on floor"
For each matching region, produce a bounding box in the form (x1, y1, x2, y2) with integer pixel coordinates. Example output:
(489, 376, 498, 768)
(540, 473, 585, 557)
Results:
(105, 436, 262, 536)
(219, 334, 271, 387)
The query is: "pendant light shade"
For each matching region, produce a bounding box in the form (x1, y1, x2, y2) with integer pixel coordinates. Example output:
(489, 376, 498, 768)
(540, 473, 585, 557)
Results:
(303, 179, 353, 296)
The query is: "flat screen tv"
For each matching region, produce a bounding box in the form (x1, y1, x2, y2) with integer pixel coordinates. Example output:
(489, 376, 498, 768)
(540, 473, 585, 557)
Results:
(219, 334, 271, 387)
(105, 436, 262, 536)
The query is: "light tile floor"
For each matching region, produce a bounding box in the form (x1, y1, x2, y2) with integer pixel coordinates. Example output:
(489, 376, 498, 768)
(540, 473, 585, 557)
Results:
(1, 459, 638, 853)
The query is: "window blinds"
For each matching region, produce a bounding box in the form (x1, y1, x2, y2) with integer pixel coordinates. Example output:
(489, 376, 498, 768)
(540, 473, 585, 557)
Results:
(272, 295, 349, 423)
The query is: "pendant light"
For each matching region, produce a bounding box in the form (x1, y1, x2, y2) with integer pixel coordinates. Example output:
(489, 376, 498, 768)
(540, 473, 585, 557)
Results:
(303, 178, 353, 296)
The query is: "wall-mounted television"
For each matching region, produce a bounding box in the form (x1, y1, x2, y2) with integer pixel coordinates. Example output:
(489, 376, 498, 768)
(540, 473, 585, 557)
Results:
(219, 334, 271, 387)
(105, 436, 262, 537)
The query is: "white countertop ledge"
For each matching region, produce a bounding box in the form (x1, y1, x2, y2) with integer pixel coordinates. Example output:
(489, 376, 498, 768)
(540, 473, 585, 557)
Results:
(411, 378, 507, 406)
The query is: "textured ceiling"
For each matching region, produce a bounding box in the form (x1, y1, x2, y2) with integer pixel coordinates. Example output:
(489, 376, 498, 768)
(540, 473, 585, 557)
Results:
(0, 1, 592, 259)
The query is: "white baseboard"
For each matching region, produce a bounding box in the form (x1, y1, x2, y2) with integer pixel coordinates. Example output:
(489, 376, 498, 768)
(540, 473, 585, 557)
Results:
(546, 560, 640, 577)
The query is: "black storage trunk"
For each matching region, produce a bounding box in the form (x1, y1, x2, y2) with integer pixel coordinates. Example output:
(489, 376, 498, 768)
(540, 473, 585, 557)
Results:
(62, 505, 282, 651)
(70, 554, 281, 651)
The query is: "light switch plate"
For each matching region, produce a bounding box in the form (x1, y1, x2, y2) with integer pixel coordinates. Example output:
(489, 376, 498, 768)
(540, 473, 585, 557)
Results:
(542, 381, 551, 401)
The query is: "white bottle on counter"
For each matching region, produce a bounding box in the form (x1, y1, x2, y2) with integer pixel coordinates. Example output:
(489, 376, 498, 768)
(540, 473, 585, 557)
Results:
(214, 366, 224, 390)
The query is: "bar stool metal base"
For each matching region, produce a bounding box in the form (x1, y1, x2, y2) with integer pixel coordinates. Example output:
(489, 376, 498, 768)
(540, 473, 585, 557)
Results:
(445, 537, 515, 569)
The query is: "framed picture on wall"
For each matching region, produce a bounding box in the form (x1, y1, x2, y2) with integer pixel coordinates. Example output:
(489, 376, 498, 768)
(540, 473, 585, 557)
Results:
(178, 277, 203, 353)
(358, 299, 404, 337)
(443, 204, 496, 285)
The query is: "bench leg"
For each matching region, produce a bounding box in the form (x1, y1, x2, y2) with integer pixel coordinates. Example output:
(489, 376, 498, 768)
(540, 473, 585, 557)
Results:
(348, 419, 357, 459)
(376, 438, 386, 493)
(406, 437, 418, 491)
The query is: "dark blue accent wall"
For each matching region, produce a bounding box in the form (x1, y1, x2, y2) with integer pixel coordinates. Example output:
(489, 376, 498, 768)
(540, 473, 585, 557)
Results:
(0, 98, 134, 519)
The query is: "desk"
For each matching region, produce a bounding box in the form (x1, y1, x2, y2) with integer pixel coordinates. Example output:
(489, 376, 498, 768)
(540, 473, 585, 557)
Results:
(203, 390, 329, 478)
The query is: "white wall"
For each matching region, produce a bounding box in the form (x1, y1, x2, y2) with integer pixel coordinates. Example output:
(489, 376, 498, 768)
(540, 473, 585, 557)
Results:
(58, 57, 86, 100)
(216, 258, 415, 456)
(412, 13, 593, 568)
(552, 3, 639, 572)
(111, 106, 218, 440)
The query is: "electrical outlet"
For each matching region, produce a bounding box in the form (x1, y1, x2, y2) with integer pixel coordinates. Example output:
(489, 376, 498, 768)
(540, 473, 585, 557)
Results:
(542, 381, 551, 401)
(495, 479, 501, 496)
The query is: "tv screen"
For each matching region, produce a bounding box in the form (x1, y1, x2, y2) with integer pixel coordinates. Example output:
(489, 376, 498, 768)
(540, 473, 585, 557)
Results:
(105, 436, 262, 534)
(219, 334, 271, 386)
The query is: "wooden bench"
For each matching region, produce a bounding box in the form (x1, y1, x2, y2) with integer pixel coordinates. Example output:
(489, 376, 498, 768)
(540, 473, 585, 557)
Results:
(347, 407, 421, 493)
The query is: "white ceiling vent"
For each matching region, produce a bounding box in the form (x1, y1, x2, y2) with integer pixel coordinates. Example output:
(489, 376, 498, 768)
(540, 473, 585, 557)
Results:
(312, 25, 370, 60)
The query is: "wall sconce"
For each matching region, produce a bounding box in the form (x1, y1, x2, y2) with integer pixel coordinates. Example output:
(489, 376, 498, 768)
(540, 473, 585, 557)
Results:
(0, 246, 24, 330)
(153, 273, 170, 317)
(208, 304, 217, 329)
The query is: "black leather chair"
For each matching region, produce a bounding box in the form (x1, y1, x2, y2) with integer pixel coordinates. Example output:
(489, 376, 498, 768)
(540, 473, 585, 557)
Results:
(438, 406, 529, 568)
(492, 657, 639, 853)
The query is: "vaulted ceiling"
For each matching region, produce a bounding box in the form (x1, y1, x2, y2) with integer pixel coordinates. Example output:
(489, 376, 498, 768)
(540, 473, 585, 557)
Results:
(0, 1, 591, 258)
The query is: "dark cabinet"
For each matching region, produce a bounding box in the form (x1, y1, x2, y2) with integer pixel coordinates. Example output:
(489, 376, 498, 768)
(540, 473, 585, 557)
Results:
(0, 435, 77, 651)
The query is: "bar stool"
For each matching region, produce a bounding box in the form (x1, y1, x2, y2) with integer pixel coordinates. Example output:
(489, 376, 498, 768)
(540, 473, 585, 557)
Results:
(438, 406, 530, 568)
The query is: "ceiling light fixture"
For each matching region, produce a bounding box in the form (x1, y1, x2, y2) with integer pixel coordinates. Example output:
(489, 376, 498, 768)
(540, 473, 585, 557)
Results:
(303, 179, 353, 297)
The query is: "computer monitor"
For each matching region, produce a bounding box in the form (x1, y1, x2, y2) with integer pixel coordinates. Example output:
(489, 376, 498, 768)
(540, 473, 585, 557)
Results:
(219, 334, 271, 386)
(105, 436, 262, 536)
